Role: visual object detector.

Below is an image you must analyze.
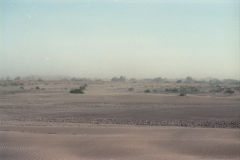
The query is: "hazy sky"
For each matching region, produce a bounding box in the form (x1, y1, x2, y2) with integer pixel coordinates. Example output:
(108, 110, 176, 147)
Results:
(0, 0, 239, 79)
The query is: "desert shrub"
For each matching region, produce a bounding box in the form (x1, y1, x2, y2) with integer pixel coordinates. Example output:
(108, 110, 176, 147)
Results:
(179, 92, 186, 96)
(222, 79, 239, 85)
(184, 76, 194, 83)
(9, 81, 23, 86)
(14, 76, 21, 80)
(176, 80, 182, 83)
(2, 84, 7, 87)
(70, 88, 84, 94)
(80, 84, 87, 90)
(129, 78, 137, 83)
(111, 76, 126, 82)
(179, 87, 187, 96)
(234, 87, 240, 91)
(70, 84, 87, 94)
(144, 89, 151, 93)
(36, 86, 40, 90)
(224, 88, 234, 94)
(38, 78, 44, 82)
(153, 77, 163, 82)
(209, 79, 221, 84)
(187, 86, 199, 93)
(71, 77, 88, 81)
(119, 76, 126, 81)
(165, 88, 178, 93)
(210, 85, 224, 93)
(20, 86, 24, 90)
(128, 87, 134, 91)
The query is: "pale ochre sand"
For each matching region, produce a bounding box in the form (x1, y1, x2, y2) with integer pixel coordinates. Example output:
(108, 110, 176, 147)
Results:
(0, 125, 240, 160)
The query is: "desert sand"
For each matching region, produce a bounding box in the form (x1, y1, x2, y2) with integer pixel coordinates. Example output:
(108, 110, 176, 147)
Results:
(1, 125, 240, 160)
(0, 79, 239, 159)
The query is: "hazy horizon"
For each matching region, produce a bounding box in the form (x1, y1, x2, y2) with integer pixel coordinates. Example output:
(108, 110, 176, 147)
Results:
(1, 0, 239, 80)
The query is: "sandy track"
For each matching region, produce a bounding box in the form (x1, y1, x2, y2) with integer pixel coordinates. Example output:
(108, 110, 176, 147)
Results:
(0, 125, 239, 160)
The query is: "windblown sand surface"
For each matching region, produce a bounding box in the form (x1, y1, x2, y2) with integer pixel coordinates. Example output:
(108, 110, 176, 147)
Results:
(1, 125, 240, 160)
(0, 80, 239, 159)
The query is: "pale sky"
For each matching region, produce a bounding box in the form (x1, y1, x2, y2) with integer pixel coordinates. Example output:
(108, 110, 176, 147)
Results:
(0, 0, 239, 79)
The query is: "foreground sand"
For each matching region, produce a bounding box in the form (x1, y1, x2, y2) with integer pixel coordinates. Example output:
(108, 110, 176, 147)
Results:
(0, 124, 239, 160)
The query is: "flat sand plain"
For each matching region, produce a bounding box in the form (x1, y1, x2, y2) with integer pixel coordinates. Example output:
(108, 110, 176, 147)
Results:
(0, 80, 239, 159)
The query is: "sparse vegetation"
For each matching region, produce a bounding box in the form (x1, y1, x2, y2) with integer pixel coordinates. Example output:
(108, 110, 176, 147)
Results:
(224, 88, 234, 94)
(165, 88, 178, 93)
(36, 86, 40, 90)
(164, 86, 199, 94)
(144, 89, 151, 93)
(234, 86, 240, 91)
(9, 81, 24, 86)
(186, 86, 199, 93)
(0, 80, 24, 87)
(70, 84, 87, 94)
(210, 85, 224, 93)
(14, 76, 21, 80)
(128, 87, 134, 91)
(179, 87, 187, 96)
(176, 80, 182, 83)
(209, 78, 221, 84)
(111, 76, 126, 82)
(70, 88, 84, 94)
(129, 78, 137, 83)
(71, 77, 88, 81)
(184, 76, 194, 83)
(38, 78, 44, 82)
(153, 77, 163, 82)
(179, 92, 186, 96)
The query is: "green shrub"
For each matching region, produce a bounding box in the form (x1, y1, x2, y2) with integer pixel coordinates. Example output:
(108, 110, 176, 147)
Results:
(144, 89, 151, 93)
(70, 84, 87, 94)
(9, 82, 23, 86)
(224, 88, 234, 94)
(210, 85, 224, 93)
(165, 88, 178, 93)
(111, 76, 126, 82)
(183, 86, 199, 93)
(80, 84, 87, 90)
(176, 80, 182, 83)
(179, 87, 187, 96)
(128, 87, 134, 91)
(179, 92, 186, 96)
(70, 88, 84, 94)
